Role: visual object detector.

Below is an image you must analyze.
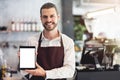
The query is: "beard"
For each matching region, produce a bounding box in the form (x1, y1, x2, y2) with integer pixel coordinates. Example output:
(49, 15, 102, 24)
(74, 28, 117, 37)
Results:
(43, 21, 57, 31)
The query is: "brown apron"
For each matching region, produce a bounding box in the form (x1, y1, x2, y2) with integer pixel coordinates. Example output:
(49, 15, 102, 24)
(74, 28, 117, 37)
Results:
(30, 33, 66, 80)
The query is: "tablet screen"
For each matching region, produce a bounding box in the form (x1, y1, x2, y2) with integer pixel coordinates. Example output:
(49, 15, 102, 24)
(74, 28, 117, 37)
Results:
(19, 46, 36, 70)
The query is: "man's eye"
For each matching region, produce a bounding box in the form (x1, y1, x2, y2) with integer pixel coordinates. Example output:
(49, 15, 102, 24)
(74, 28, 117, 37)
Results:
(50, 15, 55, 18)
(43, 16, 47, 19)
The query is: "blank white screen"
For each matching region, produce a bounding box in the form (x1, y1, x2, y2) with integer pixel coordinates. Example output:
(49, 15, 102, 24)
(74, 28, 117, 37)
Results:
(20, 47, 35, 68)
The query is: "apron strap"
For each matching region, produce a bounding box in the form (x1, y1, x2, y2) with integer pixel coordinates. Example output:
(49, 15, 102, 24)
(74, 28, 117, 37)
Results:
(38, 32, 64, 47)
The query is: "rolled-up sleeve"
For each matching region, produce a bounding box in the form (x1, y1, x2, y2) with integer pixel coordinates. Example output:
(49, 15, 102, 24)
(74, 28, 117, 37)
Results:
(24, 33, 75, 79)
(45, 34, 75, 79)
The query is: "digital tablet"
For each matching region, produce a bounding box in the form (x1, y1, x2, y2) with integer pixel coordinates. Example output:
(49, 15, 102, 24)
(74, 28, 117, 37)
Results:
(19, 46, 36, 70)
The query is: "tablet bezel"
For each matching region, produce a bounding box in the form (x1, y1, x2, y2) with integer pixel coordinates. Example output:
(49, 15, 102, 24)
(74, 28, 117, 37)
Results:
(19, 46, 36, 70)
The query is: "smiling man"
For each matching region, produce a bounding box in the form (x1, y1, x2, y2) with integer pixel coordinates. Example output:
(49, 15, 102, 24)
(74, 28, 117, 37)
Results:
(25, 2, 75, 80)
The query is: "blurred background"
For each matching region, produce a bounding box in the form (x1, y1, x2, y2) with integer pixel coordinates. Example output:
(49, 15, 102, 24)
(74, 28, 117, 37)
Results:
(1, 0, 120, 79)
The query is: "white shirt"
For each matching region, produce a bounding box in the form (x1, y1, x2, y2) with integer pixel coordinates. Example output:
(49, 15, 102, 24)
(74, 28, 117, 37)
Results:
(0, 48, 3, 56)
(27, 32, 75, 79)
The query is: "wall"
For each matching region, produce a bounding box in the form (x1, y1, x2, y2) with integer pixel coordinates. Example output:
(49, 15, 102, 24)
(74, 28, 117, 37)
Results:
(0, 0, 62, 71)
(73, 0, 120, 39)
(62, 0, 74, 39)
(84, 7, 120, 39)
(0, 0, 62, 30)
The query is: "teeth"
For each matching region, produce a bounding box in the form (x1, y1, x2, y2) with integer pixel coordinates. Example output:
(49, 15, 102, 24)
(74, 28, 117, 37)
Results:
(47, 23, 52, 25)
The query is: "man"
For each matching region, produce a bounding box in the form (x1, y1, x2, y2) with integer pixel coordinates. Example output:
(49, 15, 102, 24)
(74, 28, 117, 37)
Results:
(25, 2, 75, 80)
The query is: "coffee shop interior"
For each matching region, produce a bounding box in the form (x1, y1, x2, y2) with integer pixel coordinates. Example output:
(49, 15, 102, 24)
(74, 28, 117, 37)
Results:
(1, 0, 120, 80)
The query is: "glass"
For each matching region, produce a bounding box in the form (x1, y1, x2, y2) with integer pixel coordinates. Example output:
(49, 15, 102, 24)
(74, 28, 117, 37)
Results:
(0, 58, 28, 80)
(102, 44, 117, 69)
(3, 71, 28, 80)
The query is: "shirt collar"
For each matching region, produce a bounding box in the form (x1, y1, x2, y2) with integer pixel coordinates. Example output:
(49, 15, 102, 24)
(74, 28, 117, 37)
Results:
(41, 31, 62, 41)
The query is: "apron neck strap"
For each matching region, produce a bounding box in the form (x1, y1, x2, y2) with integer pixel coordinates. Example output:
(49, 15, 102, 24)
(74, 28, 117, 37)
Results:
(38, 32, 63, 47)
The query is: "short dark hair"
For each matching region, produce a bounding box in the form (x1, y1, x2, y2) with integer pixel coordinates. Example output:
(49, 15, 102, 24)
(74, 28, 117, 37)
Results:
(40, 2, 58, 16)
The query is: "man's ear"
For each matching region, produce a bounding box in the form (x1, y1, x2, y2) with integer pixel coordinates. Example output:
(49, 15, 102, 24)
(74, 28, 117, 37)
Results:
(40, 16, 42, 21)
(58, 14, 60, 19)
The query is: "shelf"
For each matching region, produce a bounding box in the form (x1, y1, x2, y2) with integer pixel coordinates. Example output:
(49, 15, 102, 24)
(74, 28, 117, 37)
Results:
(0, 31, 40, 42)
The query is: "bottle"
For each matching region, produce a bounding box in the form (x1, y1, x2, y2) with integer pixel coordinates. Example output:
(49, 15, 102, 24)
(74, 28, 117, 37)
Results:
(27, 21, 31, 32)
(31, 19, 36, 32)
(0, 55, 3, 80)
(36, 22, 40, 32)
(0, 54, 8, 80)
(16, 19, 20, 32)
(20, 19, 24, 32)
(0, 69, 2, 80)
(11, 21, 16, 31)
(11, 18, 16, 32)
(24, 19, 28, 32)
(32, 21, 36, 32)
(2, 61, 7, 79)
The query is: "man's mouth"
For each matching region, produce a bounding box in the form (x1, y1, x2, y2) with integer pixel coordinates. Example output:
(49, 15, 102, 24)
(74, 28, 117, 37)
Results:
(46, 22, 52, 26)
(45, 22, 54, 26)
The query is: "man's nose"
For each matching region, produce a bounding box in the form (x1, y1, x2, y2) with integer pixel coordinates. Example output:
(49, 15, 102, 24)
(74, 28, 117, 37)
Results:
(46, 17, 52, 22)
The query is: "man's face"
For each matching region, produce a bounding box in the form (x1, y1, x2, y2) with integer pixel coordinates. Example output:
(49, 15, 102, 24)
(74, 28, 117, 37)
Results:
(40, 8, 59, 31)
